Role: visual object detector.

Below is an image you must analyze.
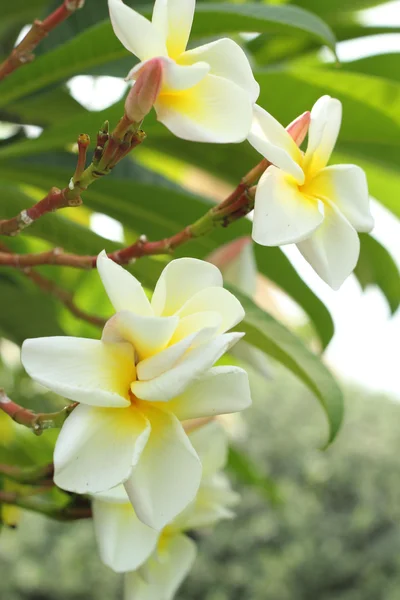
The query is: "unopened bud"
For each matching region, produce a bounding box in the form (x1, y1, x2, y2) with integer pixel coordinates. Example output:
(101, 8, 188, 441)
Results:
(286, 111, 311, 146)
(124, 58, 163, 123)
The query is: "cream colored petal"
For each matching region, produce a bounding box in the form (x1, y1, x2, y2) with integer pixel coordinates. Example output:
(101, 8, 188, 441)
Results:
(248, 104, 304, 183)
(155, 73, 253, 143)
(151, 258, 222, 316)
(124, 407, 201, 530)
(252, 166, 324, 246)
(124, 534, 197, 600)
(303, 95, 342, 175)
(167, 365, 251, 420)
(97, 251, 153, 316)
(108, 0, 167, 61)
(297, 198, 360, 290)
(305, 164, 374, 233)
(168, 311, 222, 346)
(54, 404, 150, 494)
(189, 420, 228, 476)
(180, 37, 259, 102)
(152, 0, 195, 58)
(21, 337, 135, 407)
(177, 286, 245, 333)
(102, 311, 178, 361)
(92, 496, 159, 573)
(132, 333, 243, 402)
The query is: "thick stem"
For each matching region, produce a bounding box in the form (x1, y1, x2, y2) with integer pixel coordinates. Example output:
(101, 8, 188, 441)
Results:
(0, 1, 85, 82)
(0, 390, 78, 436)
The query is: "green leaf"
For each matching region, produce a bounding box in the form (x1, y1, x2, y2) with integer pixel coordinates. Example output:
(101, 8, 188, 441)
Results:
(232, 290, 344, 445)
(289, 0, 390, 18)
(227, 447, 281, 505)
(355, 234, 400, 315)
(0, 156, 335, 349)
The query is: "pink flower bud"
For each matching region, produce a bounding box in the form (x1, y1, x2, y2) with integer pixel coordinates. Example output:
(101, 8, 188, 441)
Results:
(286, 111, 311, 146)
(124, 58, 163, 123)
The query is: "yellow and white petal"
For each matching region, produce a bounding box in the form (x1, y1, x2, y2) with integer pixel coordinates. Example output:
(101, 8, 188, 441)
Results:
(177, 286, 245, 334)
(124, 535, 197, 600)
(92, 496, 159, 573)
(252, 166, 324, 246)
(132, 333, 243, 402)
(151, 257, 223, 317)
(97, 251, 153, 316)
(108, 0, 167, 61)
(167, 365, 251, 420)
(155, 73, 253, 143)
(180, 37, 260, 103)
(102, 311, 179, 361)
(21, 337, 135, 408)
(305, 164, 374, 233)
(54, 404, 151, 494)
(303, 95, 342, 176)
(297, 198, 360, 290)
(248, 104, 304, 183)
(162, 59, 209, 90)
(152, 0, 195, 58)
(124, 407, 201, 530)
(189, 421, 228, 477)
(168, 311, 222, 346)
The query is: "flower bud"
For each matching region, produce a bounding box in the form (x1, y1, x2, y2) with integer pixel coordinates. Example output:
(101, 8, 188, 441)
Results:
(286, 110, 311, 146)
(124, 58, 163, 123)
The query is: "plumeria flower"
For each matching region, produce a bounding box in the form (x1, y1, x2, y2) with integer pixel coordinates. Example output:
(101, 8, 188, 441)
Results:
(92, 421, 239, 600)
(248, 96, 374, 289)
(108, 0, 259, 142)
(21, 255, 251, 530)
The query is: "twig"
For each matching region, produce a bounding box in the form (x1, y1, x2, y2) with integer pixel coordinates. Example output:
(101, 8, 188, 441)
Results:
(0, 463, 54, 485)
(0, 390, 78, 436)
(23, 268, 106, 328)
(0, 489, 92, 521)
(0, 1, 86, 82)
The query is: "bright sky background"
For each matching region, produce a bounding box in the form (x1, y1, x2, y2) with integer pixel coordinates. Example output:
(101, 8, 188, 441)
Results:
(18, 2, 400, 399)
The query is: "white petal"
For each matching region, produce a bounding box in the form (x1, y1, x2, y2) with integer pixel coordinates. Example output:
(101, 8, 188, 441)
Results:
(304, 95, 342, 175)
(177, 287, 245, 334)
(102, 311, 178, 361)
(252, 166, 324, 246)
(152, 0, 195, 58)
(92, 484, 128, 504)
(297, 198, 360, 290)
(124, 407, 201, 530)
(180, 37, 259, 102)
(54, 404, 150, 494)
(168, 311, 221, 346)
(151, 258, 222, 317)
(97, 251, 153, 316)
(167, 365, 252, 420)
(108, 0, 167, 61)
(231, 340, 271, 379)
(247, 104, 304, 183)
(155, 73, 253, 143)
(305, 164, 374, 233)
(92, 497, 159, 573)
(189, 421, 228, 477)
(21, 337, 135, 408)
(124, 535, 197, 600)
(132, 333, 243, 402)
(162, 58, 209, 91)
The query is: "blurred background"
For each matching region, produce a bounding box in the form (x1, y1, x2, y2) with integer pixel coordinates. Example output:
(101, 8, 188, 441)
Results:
(0, 0, 399, 598)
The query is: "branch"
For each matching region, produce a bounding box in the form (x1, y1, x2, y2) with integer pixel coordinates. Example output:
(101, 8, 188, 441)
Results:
(0, 390, 78, 436)
(0, 181, 258, 268)
(0, 126, 145, 237)
(0, 1, 85, 82)
(23, 268, 106, 328)
(0, 463, 54, 485)
(0, 489, 92, 521)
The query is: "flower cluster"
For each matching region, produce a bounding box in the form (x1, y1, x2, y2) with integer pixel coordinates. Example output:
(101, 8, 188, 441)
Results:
(110, 0, 373, 289)
(19, 1, 375, 597)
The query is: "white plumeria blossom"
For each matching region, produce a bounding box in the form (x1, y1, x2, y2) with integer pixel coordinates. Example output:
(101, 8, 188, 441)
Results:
(21, 254, 251, 530)
(91, 421, 239, 600)
(108, 0, 259, 143)
(248, 96, 374, 290)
